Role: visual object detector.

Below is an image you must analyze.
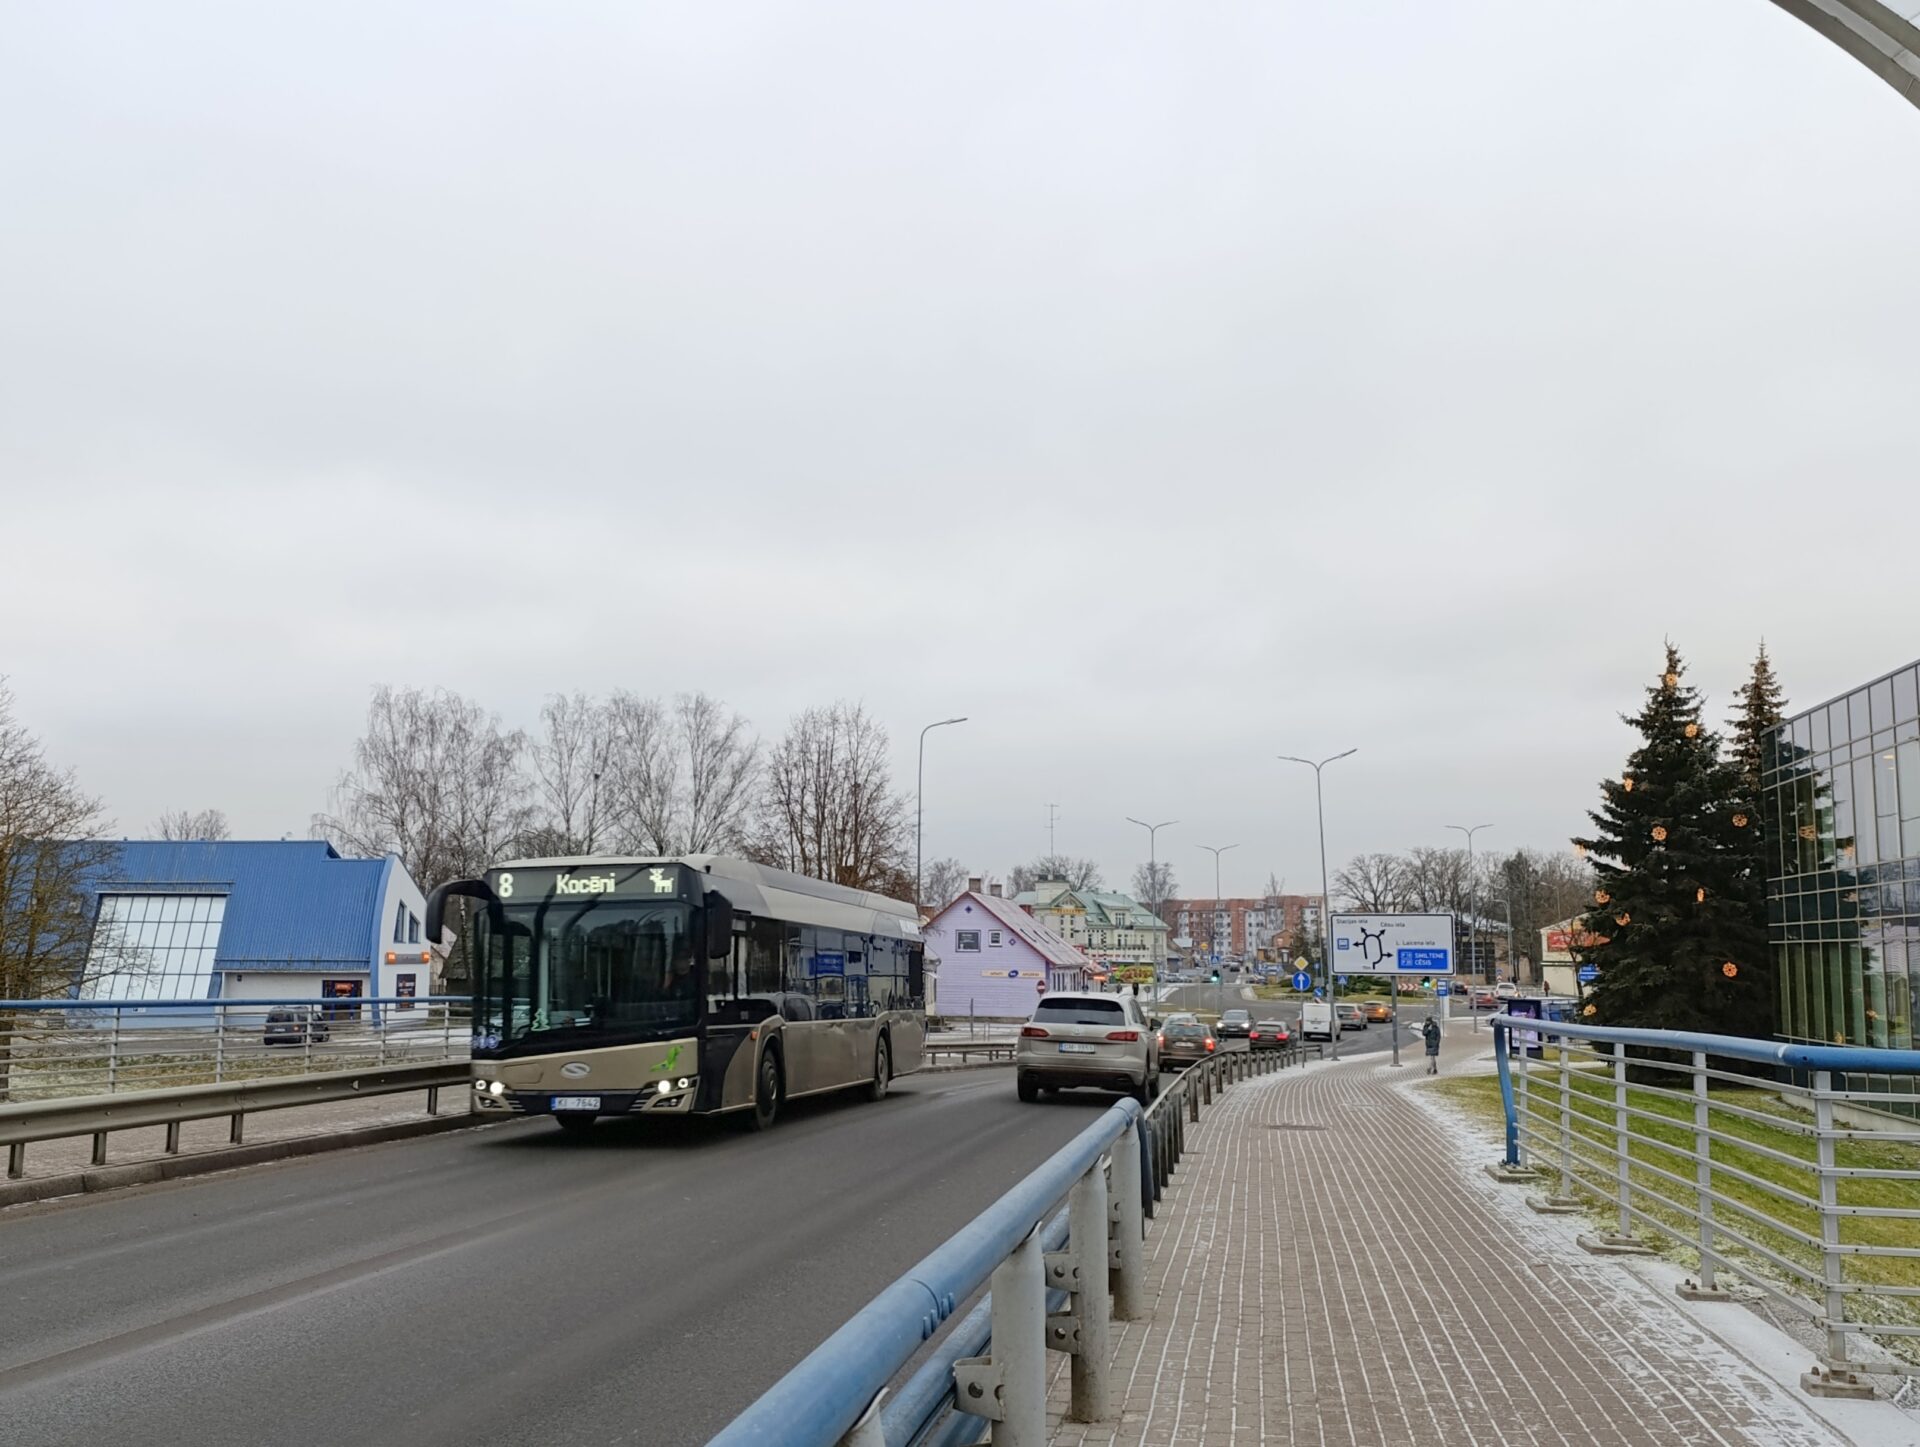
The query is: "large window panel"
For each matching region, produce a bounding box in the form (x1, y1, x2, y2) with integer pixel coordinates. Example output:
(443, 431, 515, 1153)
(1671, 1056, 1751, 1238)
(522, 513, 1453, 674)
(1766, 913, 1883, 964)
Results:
(83, 893, 225, 1002)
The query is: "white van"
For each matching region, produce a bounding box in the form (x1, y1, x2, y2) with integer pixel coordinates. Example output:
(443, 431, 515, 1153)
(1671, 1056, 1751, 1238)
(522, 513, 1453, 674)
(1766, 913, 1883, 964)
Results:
(1300, 1000, 1334, 1041)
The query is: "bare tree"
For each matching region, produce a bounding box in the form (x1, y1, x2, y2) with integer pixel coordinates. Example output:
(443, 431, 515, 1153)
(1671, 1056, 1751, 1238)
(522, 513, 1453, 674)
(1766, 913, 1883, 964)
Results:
(921, 857, 970, 910)
(1333, 852, 1407, 911)
(602, 691, 759, 855)
(1401, 845, 1472, 914)
(1131, 860, 1177, 918)
(153, 808, 230, 842)
(1483, 847, 1595, 983)
(0, 682, 117, 1099)
(1009, 855, 1104, 895)
(748, 702, 909, 892)
(312, 685, 534, 891)
(529, 692, 610, 855)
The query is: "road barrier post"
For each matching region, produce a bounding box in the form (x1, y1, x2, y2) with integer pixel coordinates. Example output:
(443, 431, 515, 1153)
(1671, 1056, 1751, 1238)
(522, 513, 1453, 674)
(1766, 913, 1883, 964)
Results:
(1112, 1124, 1145, 1322)
(1060, 1157, 1110, 1421)
(1558, 1042, 1573, 1199)
(1514, 1034, 1530, 1169)
(954, 1227, 1046, 1445)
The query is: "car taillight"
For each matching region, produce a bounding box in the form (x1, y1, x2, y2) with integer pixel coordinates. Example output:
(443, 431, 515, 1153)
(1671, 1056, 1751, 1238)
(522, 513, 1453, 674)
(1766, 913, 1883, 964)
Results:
(1106, 1030, 1139, 1042)
(1249, 1032, 1260, 1040)
(1156, 1034, 1166, 1047)
(1020, 1026, 1049, 1038)
(1205, 1038, 1216, 1051)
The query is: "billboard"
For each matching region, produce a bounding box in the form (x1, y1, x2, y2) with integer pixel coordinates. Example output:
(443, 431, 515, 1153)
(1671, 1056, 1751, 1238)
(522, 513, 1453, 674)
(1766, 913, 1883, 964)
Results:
(1328, 913, 1455, 975)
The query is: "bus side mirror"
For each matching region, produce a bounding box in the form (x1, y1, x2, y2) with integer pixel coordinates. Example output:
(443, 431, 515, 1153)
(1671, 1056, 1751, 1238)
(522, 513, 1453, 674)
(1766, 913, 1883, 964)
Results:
(704, 892, 733, 960)
(424, 878, 495, 944)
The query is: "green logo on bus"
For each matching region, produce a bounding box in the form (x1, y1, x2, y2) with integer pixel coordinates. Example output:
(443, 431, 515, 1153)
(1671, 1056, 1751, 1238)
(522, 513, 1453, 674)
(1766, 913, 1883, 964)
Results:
(652, 1044, 684, 1074)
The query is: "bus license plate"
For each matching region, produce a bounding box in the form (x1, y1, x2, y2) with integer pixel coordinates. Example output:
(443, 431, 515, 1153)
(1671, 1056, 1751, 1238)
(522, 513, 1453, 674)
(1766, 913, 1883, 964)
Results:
(550, 1096, 600, 1111)
(1058, 1043, 1096, 1054)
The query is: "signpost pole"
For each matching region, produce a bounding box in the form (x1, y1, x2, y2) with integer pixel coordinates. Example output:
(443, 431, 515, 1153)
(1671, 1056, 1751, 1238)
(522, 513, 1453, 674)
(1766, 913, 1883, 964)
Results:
(1389, 964, 1401, 1068)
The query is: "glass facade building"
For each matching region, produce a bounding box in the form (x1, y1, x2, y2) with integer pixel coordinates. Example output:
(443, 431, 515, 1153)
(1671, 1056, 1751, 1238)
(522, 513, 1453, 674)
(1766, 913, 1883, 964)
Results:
(1765, 660, 1920, 1052)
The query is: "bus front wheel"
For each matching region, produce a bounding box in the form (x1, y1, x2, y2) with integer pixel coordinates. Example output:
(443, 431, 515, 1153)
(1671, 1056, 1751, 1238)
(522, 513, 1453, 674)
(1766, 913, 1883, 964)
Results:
(745, 1049, 783, 1131)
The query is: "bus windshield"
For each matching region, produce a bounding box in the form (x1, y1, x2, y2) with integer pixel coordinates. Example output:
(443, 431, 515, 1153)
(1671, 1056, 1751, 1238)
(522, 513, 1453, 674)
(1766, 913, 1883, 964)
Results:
(472, 897, 698, 1048)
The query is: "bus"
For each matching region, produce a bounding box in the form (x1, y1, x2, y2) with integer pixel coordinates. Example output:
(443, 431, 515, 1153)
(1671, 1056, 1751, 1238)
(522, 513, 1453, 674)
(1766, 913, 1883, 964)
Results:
(424, 855, 927, 1133)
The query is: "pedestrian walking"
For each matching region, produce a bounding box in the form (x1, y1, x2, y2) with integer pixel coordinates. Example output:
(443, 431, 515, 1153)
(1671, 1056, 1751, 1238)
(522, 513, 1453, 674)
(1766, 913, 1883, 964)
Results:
(1422, 1015, 1442, 1075)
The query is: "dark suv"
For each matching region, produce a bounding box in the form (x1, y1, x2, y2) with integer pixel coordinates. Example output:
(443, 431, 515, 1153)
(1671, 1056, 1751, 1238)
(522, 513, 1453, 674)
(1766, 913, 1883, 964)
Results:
(1158, 1020, 1217, 1070)
(264, 1006, 330, 1046)
(1216, 1009, 1252, 1039)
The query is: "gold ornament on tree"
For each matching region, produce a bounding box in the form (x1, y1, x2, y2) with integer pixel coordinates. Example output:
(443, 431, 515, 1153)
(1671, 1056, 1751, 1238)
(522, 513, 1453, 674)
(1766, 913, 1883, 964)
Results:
(1583, 1004, 1598, 1017)
(1615, 913, 1631, 926)
(1665, 672, 1679, 688)
(1623, 776, 1635, 792)
(1684, 723, 1700, 738)
(1722, 962, 1739, 978)
(1696, 887, 1706, 903)
(1651, 826, 1668, 842)
(1732, 813, 1749, 828)
(1595, 889, 1611, 905)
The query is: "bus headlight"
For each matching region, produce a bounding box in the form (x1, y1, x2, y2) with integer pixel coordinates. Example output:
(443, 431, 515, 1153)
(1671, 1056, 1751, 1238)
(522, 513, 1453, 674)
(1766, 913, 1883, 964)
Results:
(677, 1077, 690, 1090)
(488, 1080, 506, 1097)
(657, 1080, 672, 1095)
(473, 1080, 487, 1093)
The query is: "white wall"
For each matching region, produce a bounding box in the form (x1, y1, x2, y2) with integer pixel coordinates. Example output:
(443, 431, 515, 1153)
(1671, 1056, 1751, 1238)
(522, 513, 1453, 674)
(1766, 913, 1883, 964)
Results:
(926, 915, 1053, 1018)
(372, 858, 431, 999)
(219, 971, 366, 1002)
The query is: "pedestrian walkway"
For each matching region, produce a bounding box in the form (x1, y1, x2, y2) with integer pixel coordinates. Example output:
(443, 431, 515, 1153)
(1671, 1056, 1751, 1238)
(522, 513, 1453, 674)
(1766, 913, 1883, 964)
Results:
(1045, 1031, 1909, 1446)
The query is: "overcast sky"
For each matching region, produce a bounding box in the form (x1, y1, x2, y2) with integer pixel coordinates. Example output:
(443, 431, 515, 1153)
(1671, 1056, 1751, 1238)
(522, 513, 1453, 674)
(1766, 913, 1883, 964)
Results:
(3, 0, 1918, 899)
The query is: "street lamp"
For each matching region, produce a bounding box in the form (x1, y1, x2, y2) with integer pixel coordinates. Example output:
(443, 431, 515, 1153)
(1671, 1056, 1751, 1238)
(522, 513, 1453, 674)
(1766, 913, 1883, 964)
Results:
(1126, 816, 1177, 911)
(915, 717, 968, 909)
(1280, 749, 1356, 1062)
(1446, 822, 1493, 998)
(1197, 842, 1239, 1017)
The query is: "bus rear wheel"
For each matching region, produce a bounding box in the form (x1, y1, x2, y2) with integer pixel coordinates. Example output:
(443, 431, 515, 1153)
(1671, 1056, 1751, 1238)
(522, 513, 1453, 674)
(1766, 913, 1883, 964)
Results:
(554, 1112, 596, 1134)
(866, 1036, 891, 1102)
(744, 1049, 782, 1131)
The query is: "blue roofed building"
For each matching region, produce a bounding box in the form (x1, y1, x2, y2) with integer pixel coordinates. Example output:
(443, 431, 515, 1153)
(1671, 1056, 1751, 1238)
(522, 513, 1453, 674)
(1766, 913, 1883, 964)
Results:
(78, 840, 434, 1015)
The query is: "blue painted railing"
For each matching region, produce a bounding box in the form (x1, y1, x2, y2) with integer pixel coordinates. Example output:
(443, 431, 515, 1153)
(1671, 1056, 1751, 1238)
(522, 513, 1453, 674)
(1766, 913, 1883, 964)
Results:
(710, 1098, 1143, 1447)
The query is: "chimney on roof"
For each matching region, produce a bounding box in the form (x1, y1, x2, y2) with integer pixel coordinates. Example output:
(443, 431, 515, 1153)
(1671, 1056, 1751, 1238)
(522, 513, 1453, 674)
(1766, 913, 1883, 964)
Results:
(968, 876, 983, 894)
(989, 882, 1002, 897)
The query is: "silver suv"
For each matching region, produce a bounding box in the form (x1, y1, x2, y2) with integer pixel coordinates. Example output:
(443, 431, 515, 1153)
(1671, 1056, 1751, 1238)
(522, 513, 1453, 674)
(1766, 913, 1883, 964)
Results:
(1016, 992, 1159, 1104)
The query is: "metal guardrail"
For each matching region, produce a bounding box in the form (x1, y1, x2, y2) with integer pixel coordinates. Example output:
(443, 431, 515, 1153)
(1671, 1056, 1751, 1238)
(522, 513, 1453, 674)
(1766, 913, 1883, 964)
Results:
(925, 1041, 1017, 1064)
(710, 1042, 1307, 1446)
(1490, 1014, 1920, 1392)
(0, 996, 469, 1103)
(1, 1059, 470, 1180)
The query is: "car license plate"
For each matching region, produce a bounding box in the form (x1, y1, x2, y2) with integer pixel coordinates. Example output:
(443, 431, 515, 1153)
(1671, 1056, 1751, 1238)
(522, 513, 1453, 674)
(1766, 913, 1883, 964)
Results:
(1058, 1042, 1097, 1054)
(550, 1096, 600, 1111)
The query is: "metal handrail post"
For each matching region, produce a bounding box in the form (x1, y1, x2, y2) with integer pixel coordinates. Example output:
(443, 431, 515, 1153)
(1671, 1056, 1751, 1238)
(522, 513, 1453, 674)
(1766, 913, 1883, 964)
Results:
(1692, 1050, 1717, 1293)
(1812, 1070, 1851, 1365)
(1064, 1159, 1111, 1421)
(1613, 1044, 1631, 1239)
(1558, 1041, 1573, 1199)
(1111, 1122, 1146, 1321)
(1514, 1033, 1530, 1169)
(214, 1004, 226, 1083)
(108, 1007, 121, 1094)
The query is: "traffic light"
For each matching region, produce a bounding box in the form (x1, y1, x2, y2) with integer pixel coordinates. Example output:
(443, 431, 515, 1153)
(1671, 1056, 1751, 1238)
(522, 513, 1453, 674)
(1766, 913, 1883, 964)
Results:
(1210, 971, 1220, 984)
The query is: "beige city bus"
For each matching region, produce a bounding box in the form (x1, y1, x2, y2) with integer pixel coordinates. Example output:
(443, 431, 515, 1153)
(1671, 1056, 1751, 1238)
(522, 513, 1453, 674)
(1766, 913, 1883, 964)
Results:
(425, 856, 926, 1133)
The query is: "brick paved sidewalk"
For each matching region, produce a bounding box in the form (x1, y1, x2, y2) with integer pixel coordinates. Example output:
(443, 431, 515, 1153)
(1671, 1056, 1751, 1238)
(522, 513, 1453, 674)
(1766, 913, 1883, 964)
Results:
(1046, 1035, 1876, 1447)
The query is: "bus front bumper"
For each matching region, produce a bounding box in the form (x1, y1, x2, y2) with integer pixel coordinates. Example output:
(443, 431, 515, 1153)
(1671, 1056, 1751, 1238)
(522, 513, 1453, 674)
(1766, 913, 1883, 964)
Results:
(471, 1080, 700, 1116)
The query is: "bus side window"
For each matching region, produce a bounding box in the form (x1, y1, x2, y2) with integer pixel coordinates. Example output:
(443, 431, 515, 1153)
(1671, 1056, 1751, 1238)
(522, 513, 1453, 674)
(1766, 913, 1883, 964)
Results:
(745, 917, 783, 997)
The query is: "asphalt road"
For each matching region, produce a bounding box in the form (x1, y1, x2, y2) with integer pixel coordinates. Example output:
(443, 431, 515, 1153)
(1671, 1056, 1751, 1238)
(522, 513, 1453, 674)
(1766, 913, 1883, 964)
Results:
(0, 1068, 1107, 1447)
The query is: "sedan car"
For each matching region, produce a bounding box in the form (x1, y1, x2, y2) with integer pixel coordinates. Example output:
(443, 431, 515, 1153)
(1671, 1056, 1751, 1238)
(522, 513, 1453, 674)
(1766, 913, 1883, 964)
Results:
(1016, 993, 1158, 1103)
(1216, 1009, 1253, 1039)
(1248, 1019, 1291, 1050)
(1471, 988, 1498, 1010)
(1158, 1020, 1218, 1069)
(1335, 1002, 1366, 1032)
(1362, 1001, 1392, 1024)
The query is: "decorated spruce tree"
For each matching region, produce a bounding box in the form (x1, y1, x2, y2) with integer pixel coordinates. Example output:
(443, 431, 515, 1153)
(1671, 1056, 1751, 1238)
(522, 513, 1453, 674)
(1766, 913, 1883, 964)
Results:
(1573, 645, 1771, 1037)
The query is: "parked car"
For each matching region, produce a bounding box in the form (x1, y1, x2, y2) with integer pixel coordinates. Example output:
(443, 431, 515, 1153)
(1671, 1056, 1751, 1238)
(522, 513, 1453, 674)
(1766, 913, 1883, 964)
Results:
(1158, 1020, 1218, 1069)
(1017, 992, 1159, 1104)
(1248, 1020, 1290, 1050)
(264, 1006, 330, 1046)
(1494, 981, 1519, 1000)
(1335, 1002, 1366, 1031)
(1362, 1001, 1392, 1023)
(1217, 1009, 1252, 1039)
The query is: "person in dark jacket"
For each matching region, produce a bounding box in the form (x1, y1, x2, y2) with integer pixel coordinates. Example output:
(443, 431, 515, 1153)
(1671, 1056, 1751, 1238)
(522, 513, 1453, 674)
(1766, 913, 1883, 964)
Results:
(1422, 1015, 1442, 1074)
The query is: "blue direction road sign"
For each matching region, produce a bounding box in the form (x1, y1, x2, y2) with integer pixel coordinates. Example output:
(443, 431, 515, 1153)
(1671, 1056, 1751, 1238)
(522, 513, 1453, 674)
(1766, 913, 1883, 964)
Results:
(1397, 948, 1448, 972)
(1337, 975, 1348, 987)
(1436, 984, 1451, 997)
(1578, 964, 1600, 984)
(1290, 971, 1312, 991)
